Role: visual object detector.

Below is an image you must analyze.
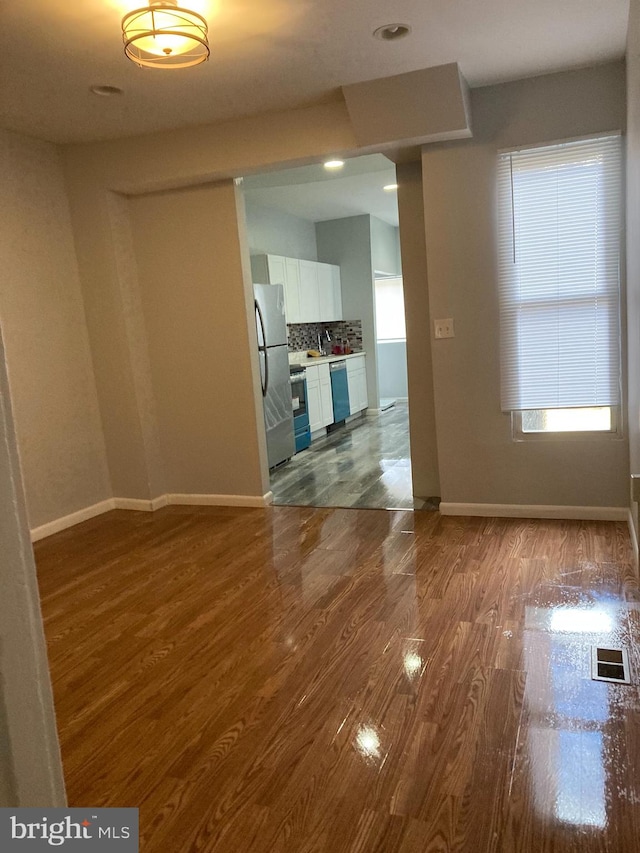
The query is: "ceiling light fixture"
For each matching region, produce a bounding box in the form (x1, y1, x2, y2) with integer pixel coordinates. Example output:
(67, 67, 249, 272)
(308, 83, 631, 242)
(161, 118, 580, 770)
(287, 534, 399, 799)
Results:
(323, 160, 345, 170)
(373, 24, 412, 41)
(122, 0, 210, 69)
(383, 183, 399, 192)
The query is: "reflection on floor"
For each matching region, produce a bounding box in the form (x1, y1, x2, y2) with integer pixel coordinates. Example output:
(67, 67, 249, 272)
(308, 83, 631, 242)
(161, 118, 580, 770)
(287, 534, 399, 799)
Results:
(35, 506, 640, 852)
(271, 402, 436, 510)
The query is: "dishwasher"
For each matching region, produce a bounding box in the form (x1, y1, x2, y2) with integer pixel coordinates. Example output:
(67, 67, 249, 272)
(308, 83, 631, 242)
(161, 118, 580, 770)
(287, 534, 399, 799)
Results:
(330, 361, 350, 423)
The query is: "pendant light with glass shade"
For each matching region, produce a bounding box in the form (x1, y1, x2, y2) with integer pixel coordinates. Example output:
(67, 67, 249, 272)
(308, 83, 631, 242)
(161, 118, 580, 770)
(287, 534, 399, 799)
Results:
(122, 0, 210, 69)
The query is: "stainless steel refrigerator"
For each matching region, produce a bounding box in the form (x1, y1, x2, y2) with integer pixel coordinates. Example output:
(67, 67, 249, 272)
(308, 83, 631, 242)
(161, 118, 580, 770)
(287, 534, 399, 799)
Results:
(254, 283, 295, 469)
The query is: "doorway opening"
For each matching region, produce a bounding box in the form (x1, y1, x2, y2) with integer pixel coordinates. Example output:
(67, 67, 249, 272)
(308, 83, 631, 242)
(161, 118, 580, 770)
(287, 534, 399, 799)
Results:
(241, 154, 426, 510)
(374, 273, 408, 412)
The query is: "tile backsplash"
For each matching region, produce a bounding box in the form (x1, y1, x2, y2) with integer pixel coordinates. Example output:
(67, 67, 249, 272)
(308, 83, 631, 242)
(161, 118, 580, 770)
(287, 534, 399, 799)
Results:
(287, 320, 363, 352)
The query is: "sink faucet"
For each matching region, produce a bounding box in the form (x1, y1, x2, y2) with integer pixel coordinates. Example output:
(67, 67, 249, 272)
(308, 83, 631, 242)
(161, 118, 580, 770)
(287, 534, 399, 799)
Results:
(317, 329, 332, 354)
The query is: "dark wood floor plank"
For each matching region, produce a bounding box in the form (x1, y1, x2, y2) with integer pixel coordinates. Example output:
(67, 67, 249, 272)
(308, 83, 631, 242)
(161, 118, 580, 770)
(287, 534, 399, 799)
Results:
(34, 507, 640, 852)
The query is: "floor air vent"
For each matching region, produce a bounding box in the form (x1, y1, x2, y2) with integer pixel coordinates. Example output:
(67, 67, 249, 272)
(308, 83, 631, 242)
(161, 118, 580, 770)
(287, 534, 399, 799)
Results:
(591, 646, 631, 684)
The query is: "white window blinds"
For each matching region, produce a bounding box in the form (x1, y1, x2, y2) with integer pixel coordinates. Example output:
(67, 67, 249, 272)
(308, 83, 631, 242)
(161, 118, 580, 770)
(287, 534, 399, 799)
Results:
(498, 134, 622, 412)
(375, 277, 406, 341)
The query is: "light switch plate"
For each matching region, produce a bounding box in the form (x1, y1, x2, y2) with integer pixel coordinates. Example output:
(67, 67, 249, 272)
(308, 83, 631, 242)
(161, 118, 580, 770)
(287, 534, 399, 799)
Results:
(434, 318, 455, 339)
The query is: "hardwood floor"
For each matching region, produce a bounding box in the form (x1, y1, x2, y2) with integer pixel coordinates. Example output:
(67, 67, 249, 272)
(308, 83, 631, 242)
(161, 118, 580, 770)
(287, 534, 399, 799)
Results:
(270, 402, 436, 510)
(35, 506, 640, 852)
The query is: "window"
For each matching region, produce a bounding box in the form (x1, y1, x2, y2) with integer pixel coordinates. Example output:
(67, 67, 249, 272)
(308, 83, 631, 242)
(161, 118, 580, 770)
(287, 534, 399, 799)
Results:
(374, 276, 406, 342)
(498, 135, 622, 436)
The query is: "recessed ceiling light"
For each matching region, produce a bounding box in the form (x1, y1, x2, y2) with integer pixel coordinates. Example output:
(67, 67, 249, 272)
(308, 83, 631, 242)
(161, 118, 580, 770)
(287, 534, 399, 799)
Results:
(383, 184, 399, 192)
(90, 85, 124, 97)
(324, 160, 345, 170)
(373, 24, 412, 41)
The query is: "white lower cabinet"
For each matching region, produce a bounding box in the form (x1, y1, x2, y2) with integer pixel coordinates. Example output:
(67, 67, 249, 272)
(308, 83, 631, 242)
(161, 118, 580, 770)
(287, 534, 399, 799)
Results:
(306, 378, 323, 434)
(306, 363, 334, 434)
(318, 364, 333, 426)
(346, 355, 368, 415)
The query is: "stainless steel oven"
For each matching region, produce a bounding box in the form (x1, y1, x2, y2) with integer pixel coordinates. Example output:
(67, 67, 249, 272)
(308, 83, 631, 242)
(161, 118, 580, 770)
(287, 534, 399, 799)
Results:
(290, 365, 311, 452)
(290, 366, 307, 418)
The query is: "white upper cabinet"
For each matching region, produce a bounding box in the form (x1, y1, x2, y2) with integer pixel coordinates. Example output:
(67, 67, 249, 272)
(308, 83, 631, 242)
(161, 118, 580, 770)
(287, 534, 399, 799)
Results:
(283, 257, 301, 321)
(298, 260, 320, 323)
(266, 255, 286, 287)
(251, 254, 342, 324)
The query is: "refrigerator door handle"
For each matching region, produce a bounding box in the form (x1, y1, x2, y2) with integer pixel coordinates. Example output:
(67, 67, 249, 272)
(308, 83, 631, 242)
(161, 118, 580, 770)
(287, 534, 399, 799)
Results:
(255, 300, 269, 397)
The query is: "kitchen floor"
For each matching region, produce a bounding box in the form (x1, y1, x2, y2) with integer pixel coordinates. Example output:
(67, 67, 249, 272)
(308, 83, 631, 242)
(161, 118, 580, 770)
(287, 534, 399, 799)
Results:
(270, 402, 436, 510)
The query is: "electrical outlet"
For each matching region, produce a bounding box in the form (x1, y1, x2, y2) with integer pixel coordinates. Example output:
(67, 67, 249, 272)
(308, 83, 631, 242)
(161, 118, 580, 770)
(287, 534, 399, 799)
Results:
(434, 318, 455, 339)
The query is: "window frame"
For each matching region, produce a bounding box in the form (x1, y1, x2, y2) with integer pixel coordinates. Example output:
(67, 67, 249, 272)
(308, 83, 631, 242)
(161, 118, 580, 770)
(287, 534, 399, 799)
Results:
(497, 132, 624, 440)
(511, 406, 623, 442)
(374, 274, 407, 344)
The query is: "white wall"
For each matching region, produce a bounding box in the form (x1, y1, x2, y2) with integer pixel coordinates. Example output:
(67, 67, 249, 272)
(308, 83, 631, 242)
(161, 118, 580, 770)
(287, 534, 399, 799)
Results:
(627, 0, 640, 537)
(421, 62, 628, 509)
(0, 129, 110, 528)
(245, 202, 318, 261)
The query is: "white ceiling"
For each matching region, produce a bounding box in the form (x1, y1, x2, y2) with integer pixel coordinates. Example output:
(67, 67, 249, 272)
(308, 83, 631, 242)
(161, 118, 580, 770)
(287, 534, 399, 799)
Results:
(243, 154, 400, 226)
(0, 0, 629, 144)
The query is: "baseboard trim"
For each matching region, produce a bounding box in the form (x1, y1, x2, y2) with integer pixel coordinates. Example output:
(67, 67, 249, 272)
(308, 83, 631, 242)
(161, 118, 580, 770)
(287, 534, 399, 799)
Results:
(439, 502, 628, 521)
(163, 493, 272, 508)
(628, 508, 639, 570)
(31, 492, 272, 541)
(30, 499, 116, 542)
(113, 497, 165, 512)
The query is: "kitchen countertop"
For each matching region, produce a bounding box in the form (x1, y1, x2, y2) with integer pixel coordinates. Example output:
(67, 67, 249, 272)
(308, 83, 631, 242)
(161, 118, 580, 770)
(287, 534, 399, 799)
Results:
(288, 351, 366, 367)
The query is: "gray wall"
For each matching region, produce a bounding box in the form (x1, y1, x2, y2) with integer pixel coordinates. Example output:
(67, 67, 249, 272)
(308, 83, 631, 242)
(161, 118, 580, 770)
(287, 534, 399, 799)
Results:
(370, 217, 401, 275)
(0, 129, 111, 528)
(244, 201, 318, 261)
(377, 341, 408, 399)
(421, 62, 629, 508)
(627, 0, 640, 536)
(316, 215, 379, 407)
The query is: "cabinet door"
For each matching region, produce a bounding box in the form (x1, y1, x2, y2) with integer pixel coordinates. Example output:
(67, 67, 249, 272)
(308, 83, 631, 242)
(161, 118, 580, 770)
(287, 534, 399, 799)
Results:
(317, 263, 334, 321)
(346, 369, 359, 415)
(318, 364, 333, 426)
(331, 265, 343, 321)
(298, 260, 320, 322)
(357, 369, 368, 411)
(283, 257, 301, 323)
(266, 255, 287, 286)
(345, 357, 366, 414)
(306, 378, 323, 433)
